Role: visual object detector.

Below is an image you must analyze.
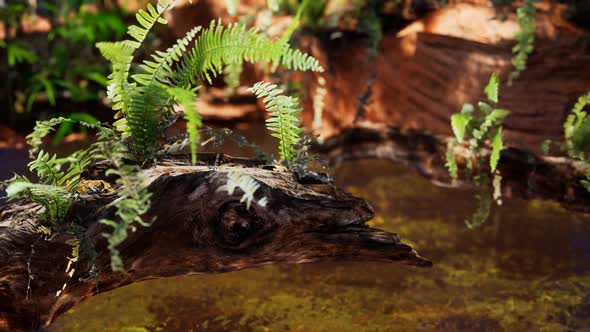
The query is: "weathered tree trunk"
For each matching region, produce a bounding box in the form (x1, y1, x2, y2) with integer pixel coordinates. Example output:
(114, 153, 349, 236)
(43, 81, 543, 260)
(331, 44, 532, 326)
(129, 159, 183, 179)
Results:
(0, 157, 430, 331)
(317, 124, 590, 213)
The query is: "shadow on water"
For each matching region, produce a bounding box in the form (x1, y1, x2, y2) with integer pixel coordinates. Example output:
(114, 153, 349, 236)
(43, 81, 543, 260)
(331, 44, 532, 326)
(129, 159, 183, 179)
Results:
(48, 153, 590, 332)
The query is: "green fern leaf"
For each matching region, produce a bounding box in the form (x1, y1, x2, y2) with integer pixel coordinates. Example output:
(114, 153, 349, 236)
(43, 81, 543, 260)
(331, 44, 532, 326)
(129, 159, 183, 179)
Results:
(451, 112, 472, 142)
(445, 139, 459, 179)
(509, 0, 536, 83)
(249, 82, 303, 162)
(484, 72, 499, 103)
(490, 127, 503, 172)
(134, 26, 201, 87)
(175, 20, 324, 87)
(6, 181, 73, 226)
(167, 86, 202, 164)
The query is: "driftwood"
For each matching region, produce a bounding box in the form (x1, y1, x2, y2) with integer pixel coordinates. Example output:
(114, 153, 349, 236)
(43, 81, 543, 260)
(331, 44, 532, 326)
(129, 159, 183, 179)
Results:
(0, 155, 430, 331)
(317, 124, 590, 213)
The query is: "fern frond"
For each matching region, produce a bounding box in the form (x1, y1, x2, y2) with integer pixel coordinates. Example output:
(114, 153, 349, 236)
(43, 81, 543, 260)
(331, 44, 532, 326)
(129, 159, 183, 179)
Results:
(98, 140, 152, 272)
(5, 182, 73, 227)
(572, 92, 590, 115)
(134, 26, 201, 87)
(125, 83, 169, 161)
(26, 117, 114, 158)
(166, 86, 202, 164)
(509, 0, 536, 83)
(28, 151, 65, 186)
(248, 81, 303, 162)
(445, 139, 459, 180)
(174, 20, 324, 87)
(96, 0, 176, 131)
(565, 92, 590, 159)
(490, 127, 503, 172)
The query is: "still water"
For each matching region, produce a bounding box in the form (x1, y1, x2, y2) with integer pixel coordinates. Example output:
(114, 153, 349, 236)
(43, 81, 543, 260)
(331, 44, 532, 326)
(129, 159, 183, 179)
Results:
(50, 158, 590, 331)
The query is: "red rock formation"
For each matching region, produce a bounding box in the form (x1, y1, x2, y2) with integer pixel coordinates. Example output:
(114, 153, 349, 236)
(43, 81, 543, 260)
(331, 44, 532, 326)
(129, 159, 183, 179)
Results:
(299, 4, 590, 152)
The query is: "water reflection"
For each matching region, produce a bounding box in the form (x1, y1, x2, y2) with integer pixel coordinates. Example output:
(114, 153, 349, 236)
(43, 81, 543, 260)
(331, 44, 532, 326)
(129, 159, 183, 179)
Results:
(51, 159, 590, 331)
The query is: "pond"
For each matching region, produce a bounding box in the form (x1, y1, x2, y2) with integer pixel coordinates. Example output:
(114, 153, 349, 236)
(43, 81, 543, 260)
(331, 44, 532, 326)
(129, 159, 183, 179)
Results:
(48, 154, 590, 331)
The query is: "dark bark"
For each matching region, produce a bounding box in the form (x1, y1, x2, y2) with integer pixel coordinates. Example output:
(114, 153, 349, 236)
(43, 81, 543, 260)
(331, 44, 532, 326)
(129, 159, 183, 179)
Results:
(317, 124, 590, 213)
(0, 156, 430, 331)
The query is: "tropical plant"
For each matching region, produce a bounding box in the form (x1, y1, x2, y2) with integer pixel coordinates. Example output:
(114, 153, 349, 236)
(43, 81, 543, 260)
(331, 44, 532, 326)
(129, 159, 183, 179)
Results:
(249, 82, 303, 163)
(509, 0, 537, 84)
(563, 92, 590, 191)
(445, 73, 510, 228)
(4, 0, 324, 274)
(446, 73, 510, 179)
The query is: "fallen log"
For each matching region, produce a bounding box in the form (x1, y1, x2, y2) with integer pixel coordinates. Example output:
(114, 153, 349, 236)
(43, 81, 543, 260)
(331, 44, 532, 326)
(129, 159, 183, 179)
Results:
(317, 124, 590, 213)
(0, 156, 430, 331)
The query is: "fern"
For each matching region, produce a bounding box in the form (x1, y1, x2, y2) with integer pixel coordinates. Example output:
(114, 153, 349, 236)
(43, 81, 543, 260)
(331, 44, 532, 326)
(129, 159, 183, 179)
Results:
(509, 0, 537, 83)
(134, 26, 201, 88)
(166, 86, 202, 165)
(447, 73, 510, 226)
(565, 92, 590, 159)
(449, 73, 509, 172)
(96, 0, 177, 138)
(125, 83, 169, 162)
(464, 173, 492, 230)
(174, 20, 324, 87)
(97, 141, 152, 273)
(5, 181, 73, 227)
(445, 139, 459, 179)
(249, 81, 303, 163)
(27, 117, 113, 158)
(490, 127, 503, 173)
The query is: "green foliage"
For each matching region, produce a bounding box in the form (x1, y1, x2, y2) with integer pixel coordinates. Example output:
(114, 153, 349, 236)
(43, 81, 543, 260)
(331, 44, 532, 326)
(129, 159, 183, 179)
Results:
(26, 117, 114, 157)
(509, 0, 537, 83)
(447, 73, 510, 178)
(563, 92, 590, 192)
(464, 173, 492, 230)
(1, 1, 129, 129)
(249, 82, 303, 163)
(98, 141, 152, 273)
(446, 74, 509, 229)
(166, 87, 202, 165)
(174, 19, 323, 87)
(97, 4, 322, 163)
(6, 41, 38, 65)
(445, 140, 458, 180)
(564, 92, 590, 159)
(5, 180, 73, 227)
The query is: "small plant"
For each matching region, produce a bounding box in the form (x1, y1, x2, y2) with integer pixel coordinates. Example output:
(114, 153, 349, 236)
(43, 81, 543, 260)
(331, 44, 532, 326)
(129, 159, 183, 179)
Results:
(509, 0, 537, 84)
(446, 73, 510, 178)
(4, 0, 324, 274)
(563, 92, 590, 191)
(249, 82, 303, 163)
(446, 73, 510, 228)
